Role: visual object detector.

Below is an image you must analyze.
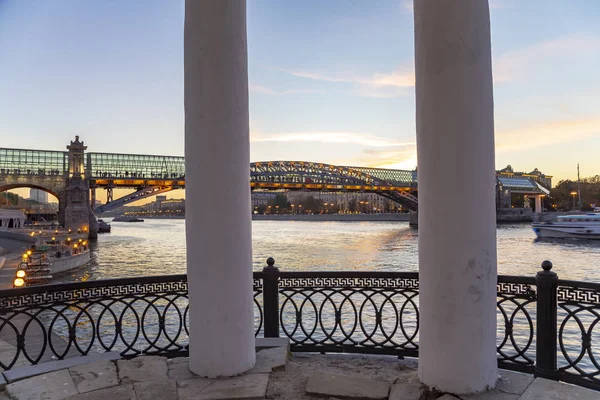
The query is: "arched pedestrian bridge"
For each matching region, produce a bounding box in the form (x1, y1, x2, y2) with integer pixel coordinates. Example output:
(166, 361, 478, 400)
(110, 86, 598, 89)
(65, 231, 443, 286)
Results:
(0, 144, 551, 216)
(0, 146, 419, 214)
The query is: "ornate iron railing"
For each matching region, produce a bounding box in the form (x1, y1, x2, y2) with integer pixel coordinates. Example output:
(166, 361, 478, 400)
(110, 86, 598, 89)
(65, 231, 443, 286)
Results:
(496, 276, 537, 373)
(0, 260, 598, 391)
(556, 280, 600, 389)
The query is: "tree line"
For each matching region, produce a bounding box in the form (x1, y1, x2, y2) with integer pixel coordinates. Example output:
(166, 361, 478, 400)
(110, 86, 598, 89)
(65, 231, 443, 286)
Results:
(549, 175, 600, 211)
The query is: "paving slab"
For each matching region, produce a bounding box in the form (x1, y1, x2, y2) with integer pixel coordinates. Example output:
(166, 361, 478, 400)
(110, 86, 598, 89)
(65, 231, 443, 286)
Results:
(195, 374, 269, 400)
(133, 379, 177, 400)
(6, 368, 78, 400)
(388, 382, 423, 400)
(117, 356, 167, 384)
(518, 378, 600, 400)
(255, 337, 290, 351)
(305, 372, 389, 399)
(167, 357, 188, 365)
(496, 370, 534, 395)
(250, 346, 288, 373)
(176, 377, 213, 399)
(64, 384, 137, 400)
(0, 373, 5, 391)
(0, 392, 9, 400)
(462, 391, 519, 400)
(68, 360, 118, 394)
(3, 352, 121, 383)
(389, 382, 422, 399)
(168, 360, 197, 381)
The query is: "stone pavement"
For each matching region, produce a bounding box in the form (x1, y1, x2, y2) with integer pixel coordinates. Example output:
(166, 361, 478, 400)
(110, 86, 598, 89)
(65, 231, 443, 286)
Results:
(0, 348, 599, 400)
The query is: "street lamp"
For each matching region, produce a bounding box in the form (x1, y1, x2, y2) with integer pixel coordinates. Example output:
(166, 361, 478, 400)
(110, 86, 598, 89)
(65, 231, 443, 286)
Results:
(570, 191, 577, 210)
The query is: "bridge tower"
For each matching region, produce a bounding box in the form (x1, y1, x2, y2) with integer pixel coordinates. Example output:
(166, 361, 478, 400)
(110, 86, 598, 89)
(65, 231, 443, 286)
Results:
(64, 136, 98, 239)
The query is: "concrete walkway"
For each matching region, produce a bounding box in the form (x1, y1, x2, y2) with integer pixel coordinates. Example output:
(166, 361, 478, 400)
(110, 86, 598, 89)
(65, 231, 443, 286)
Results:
(1, 349, 598, 400)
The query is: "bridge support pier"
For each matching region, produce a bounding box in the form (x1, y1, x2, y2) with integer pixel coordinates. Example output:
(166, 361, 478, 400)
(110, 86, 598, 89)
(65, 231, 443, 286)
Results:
(184, 0, 255, 378)
(415, 0, 497, 395)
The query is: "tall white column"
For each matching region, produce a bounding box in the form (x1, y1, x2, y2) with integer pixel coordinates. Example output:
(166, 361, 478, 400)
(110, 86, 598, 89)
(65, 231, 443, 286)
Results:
(184, 0, 255, 377)
(414, 0, 498, 394)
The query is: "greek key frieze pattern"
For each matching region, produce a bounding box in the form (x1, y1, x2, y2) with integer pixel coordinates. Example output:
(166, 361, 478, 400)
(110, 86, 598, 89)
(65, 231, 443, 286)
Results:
(0, 281, 188, 309)
(278, 277, 419, 290)
(558, 286, 600, 305)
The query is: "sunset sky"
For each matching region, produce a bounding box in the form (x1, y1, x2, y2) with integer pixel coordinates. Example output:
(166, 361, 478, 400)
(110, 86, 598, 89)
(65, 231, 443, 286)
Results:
(1, 0, 599, 203)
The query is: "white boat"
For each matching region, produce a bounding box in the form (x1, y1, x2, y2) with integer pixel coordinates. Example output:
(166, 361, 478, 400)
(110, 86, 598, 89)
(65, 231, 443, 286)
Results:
(532, 214, 600, 240)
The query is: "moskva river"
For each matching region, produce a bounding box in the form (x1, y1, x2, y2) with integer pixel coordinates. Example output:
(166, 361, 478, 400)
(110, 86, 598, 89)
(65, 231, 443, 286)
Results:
(55, 218, 600, 283)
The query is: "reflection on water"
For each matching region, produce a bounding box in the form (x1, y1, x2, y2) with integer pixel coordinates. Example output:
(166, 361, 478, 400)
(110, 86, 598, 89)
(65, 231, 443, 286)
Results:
(45, 219, 600, 375)
(55, 219, 600, 283)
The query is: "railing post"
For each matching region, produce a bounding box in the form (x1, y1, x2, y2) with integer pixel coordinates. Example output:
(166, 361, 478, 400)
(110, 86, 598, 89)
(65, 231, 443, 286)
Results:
(535, 260, 558, 380)
(262, 257, 280, 338)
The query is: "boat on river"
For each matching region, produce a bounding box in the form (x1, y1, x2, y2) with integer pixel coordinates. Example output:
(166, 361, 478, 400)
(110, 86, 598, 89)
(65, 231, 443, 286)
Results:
(532, 214, 600, 240)
(112, 216, 144, 222)
(98, 219, 111, 233)
(13, 240, 91, 287)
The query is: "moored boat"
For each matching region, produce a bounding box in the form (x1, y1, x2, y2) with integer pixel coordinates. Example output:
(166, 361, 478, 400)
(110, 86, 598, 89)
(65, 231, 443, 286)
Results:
(98, 219, 111, 233)
(13, 239, 91, 287)
(112, 216, 144, 222)
(532, 214, 600, 240)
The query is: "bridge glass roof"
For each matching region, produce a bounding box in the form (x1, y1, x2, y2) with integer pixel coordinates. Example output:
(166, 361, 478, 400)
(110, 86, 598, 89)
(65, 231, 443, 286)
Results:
(0, 148, 67, 175)
(345, 166, 417, 187)
(87, 153, 185, 179)
(497, 176, 543, 192)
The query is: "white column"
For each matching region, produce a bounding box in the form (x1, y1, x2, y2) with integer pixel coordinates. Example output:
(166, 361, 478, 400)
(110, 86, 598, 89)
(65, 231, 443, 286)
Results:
(534, 195, 542, 213)
(414, 0, 498, 394)
(184, 0, 255, 377)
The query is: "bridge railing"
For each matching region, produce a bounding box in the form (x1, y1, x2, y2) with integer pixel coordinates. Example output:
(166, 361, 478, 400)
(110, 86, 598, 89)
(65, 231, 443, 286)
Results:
(0, 261, 598, 390)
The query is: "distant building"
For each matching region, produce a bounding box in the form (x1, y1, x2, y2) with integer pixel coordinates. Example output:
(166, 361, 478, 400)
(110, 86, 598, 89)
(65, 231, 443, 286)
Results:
(251, 192, 277, 208)
(497, 165, 552, 189)
(156, 195, 167, 203)
(29, 188, 48, 204)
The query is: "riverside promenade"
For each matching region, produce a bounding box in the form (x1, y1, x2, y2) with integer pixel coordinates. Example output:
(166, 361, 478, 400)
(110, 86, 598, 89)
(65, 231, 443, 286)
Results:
(1, 344, 598, 399)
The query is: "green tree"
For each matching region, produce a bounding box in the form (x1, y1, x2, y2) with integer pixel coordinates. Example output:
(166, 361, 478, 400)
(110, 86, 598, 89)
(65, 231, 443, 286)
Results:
(269, 194, 290, 214)
(348, 198, 358, 213)
(300, 196, 323, 214)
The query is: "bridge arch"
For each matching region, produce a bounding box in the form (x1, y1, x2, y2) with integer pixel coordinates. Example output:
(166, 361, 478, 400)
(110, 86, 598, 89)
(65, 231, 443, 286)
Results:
(250, 161, 418, 209)
(0, 183, 61, 201)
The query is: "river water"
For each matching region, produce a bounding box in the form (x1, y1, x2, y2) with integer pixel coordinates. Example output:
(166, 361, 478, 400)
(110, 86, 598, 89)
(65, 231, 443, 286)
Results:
(57, 218, 600, 283)
(42, 219, 600, 375)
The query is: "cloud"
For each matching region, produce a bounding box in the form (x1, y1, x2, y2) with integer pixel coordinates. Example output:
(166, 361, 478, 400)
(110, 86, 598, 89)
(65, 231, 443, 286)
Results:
(249, 85, 277, 95)
(496, 118, 600, 152)
(494, 34, 600, 82)
(276, 67, 415, 98)
(399, 1, 413, 14)
(252, 131, 415, 148)
(400, 0, 508, 15)
(249, 84, 323, 96)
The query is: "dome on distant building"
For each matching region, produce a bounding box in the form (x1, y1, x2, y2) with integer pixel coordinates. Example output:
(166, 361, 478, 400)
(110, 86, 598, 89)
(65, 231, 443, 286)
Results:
(529, 168, 541, 175)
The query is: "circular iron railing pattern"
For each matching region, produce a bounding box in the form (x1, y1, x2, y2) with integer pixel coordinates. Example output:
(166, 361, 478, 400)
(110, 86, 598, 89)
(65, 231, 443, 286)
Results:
(496, 278, 537, 372)
(1, 268, 600, 392)
(557, 283, 600, 387)
(0, 275, 265, 370)
(277, 274, 419, 355)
